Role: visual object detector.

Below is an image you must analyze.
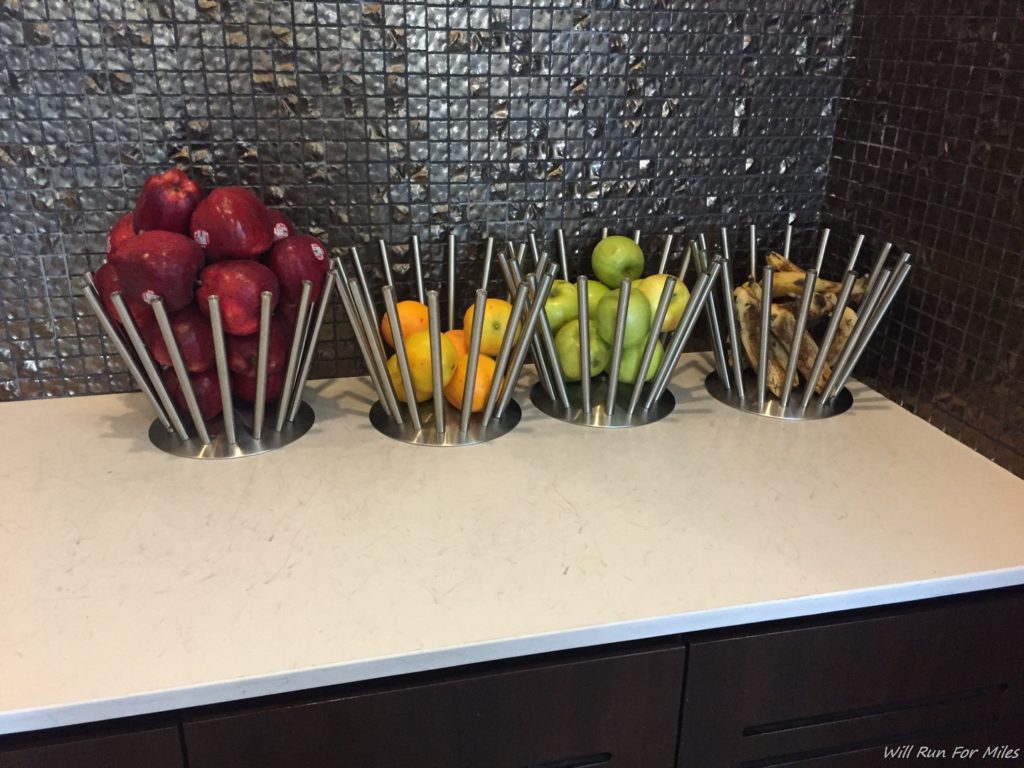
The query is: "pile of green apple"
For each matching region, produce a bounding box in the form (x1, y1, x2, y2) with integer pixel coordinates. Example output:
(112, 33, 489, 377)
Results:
(547, 235, 690, 385)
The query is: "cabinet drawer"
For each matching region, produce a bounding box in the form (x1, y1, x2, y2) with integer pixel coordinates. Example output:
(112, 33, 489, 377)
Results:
(185, 645, 685, 768)
(678, 590, 1024, 766)
(0, 725, 183, 768)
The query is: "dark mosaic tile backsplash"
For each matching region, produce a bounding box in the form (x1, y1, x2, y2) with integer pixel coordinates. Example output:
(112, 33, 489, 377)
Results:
(0, 0, 852, 401)
(823, 0, 1024, 477)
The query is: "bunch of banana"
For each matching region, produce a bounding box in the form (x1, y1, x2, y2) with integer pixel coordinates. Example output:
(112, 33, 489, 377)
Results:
(734, 252, 863, 398)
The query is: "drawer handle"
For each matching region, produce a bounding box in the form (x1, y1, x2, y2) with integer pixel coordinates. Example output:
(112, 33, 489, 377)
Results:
(530, 753, 613, 768)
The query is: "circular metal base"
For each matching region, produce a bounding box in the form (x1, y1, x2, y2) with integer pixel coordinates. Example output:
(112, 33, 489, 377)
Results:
(704, 370, 853, 420)
(369, 398, 522, 446)
(529, 379, 676, 428)
(148, 401, 316, 459)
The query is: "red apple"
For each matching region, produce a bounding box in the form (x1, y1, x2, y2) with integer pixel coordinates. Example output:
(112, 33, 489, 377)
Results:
(163, 368, 223, 422)
(226, 316, 293, 377)
(92, 262, 154, 331)
(143, 304, 215, 373)
(106, 213, 136, 258)
(231, 370, 285, 403)
(196, 260, 279, 336)
(268, 209, 295, 242)
(108, 231, 205, 312)
(265, 235, 329, 304)
(190, 187, 273, 261)
(133, 169, 202, 234)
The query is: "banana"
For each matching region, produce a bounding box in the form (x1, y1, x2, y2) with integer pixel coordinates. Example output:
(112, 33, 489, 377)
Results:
(768, 301, 832, 392)
(826, 306, 858, 369)
(734, 282, 788, 397)
(778, 291, 838, 326)
(769, 337, 799, 393)
(766, 251, 802, 272)
(765, 251, 867, 303)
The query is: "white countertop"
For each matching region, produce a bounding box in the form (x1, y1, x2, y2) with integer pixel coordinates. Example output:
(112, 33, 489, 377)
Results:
(1, 353, 1022, 735)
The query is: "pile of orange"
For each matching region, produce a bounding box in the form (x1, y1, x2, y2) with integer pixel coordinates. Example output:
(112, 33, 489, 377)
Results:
(379, 297, 517, 412)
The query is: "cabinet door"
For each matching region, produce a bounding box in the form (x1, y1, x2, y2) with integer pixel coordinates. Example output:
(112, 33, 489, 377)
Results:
(678, 589, 1024, 766)
(185, 645, 685, 768)
(0, 726, 183, 768)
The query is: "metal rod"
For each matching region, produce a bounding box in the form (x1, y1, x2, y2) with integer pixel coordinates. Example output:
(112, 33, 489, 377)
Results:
(557, 228, 569, 280)
(678, 242, 692, 282)
(495, 264, 558, 419)
(783, 218, 793, 261)
(604, 279, 631, 415)
(411, 234, 425, 303)
(331, 263, 390, 411)
(862, 242, 893, 299)
(757, 266, 774, 411)
(748, 224, 757, 281)
(427, 291, 446, 438)
(481, 283, 530, 427)
(350, 246, 377, 331)
(149, 296, 211, 444)
(528, 232, 540, 268)
(382, 285, 423, 431)
(813, 228, 830, 274)
(460, 289, 488, 433)
(378, 239, 394, 288)
(532, 250, 550, 282)
(627, 274, 677, 416)
(288, 271, 336, 423)
(719, 228, 746, 399)
(509, 258, 554, 400)
(497, 244, 516, 298)
(829, 261, 912, 396)
(800, 270, 857, 411)
(515, 242, 526, 268)
(577, 277, 591, 414)
(632, 228, 641, 244)
(779, 268, 817, 409)
(601, 227, 608, 240)
(481, 236, 494, 291)
(820, 267, 893, 403)
(525, 272, 565, 408)
(658, 234, 674, 274)
(88, 287, 175, 435)
(251, 292, 273, 440)
(349, 278, 403, 423)
(275, 280, 312, 432)
(693, 241, 730, 389)
(644, 261, 722, 409)
(206, 296, 236, 445)
(844, 234, 865, 276)
(447, 232, 457, 330)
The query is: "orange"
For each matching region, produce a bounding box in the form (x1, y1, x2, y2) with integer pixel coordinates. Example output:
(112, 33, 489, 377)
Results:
(444, 329, 468, 357)
(386, 330, 457, 402)
(463, 298, 515, 356)
(380, 300, 429, 348)
(443, 353, 497, 413)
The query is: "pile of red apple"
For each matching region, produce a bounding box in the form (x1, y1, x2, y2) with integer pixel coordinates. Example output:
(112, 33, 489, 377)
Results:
(93, 168, 329, 422)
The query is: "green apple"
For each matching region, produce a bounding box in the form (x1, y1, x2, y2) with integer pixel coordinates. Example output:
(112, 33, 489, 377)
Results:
(595, 288, 653, 348)
(636, 274, 691, 332)
(618, 339, 664, 384)
(591, 235, 645, 288)
(544, 279, 579, 332)
(554, 319, 610, 381)
(586, 280, 609, 316)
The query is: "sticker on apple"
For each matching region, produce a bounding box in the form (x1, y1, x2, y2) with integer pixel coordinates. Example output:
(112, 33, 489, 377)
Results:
(311, 242, 325, 261)
(273, 223, 290, 240)
(193, 229, 210, 247)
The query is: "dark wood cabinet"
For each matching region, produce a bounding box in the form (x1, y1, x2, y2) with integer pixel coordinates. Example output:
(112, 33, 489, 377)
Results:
(0, 725, 183, 768)
(184, 645, 686, 768)
(677, 590, 1024, 766)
